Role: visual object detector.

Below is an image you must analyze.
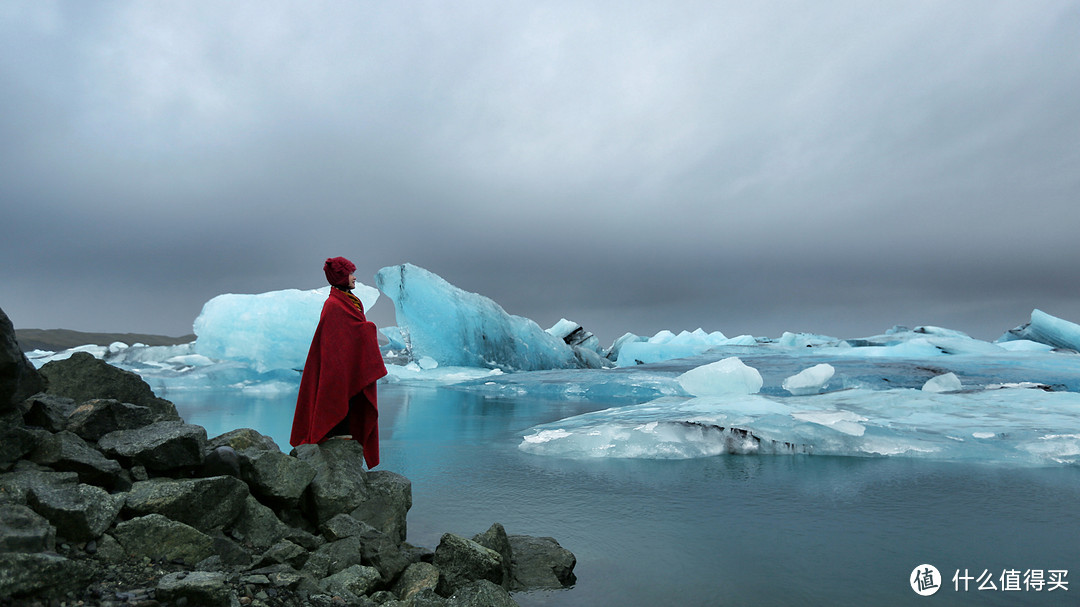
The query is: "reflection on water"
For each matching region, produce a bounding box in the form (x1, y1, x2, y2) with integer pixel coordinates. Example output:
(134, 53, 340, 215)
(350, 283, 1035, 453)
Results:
(171, 383, 1080, 606)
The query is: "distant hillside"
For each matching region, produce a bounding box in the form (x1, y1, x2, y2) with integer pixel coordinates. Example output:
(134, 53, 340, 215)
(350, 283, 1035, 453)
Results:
(15, 328, 195, 352)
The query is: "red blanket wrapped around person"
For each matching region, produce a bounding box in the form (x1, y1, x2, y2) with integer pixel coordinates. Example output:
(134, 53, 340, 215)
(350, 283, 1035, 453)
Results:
(290, 285, 388, 468)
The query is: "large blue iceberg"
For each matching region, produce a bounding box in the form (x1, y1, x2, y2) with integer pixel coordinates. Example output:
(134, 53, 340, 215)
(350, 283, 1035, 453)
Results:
(192, 284, 380, 373)
(375, 263, 591, 371)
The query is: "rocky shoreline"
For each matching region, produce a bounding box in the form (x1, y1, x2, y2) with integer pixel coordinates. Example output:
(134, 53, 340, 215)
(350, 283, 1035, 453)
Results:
(0, 308, 576, 607)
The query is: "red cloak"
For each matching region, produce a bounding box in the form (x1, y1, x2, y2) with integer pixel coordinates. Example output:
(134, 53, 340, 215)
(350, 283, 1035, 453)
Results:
(290, 287, 388, 468)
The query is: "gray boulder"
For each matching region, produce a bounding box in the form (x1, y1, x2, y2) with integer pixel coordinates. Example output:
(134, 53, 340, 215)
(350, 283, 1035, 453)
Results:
(293, 439, 370, 525)
(228, 494, 293, 550)
(0, 464, 80, 505)
(0, 503, 56, 552)
(312, 536, 366, 577)
(405, 588, 449, 607)
(319, 512, 376, 542)
(209, 427, 281, 452)
(433, 533, 505, 596)
(446, 580, 518, 607)
(39, 351, 178, 420)
(0, 412, 41, 471)
(472, 523, 512, 588)
(124, 475, 249, 531)
(0, 307, 46, 414)
(508, 534, 577, 590)
(393, 562, 441, 601)
(157, 570, 234, 607)
(65, 398, 156, 442)
(203, 445, 242, 478)
(21, 394, 75, 432)
(254, 538, 307, 569)
(113, 514, 215, 565)
(240, 448, 316, 508)
(0, 552, 94, 599)
(315, 514, 411, 582)
(98, 419, 207, 471)
(28, 430, 123, 488)
(26, 481, 123, 542)
(350, 469, 412, 544)
(319, 563, 383, 602)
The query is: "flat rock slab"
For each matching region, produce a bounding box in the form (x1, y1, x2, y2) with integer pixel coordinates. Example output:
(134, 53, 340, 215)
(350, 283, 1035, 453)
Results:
(98, 420, 207, 471)
(0, 503, 56, 552)
(125, 475, 249, 531)
(29, 430, 122, 488)
(66, 398, 157, 442)
(113, 514, 215, 565)
(27, 481, 123, 542)
(157, 571, 233, 607)
(0, 552, 93, 599)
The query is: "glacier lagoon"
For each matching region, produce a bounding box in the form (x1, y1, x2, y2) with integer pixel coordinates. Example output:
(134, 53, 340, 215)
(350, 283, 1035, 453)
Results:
(165, 385, 1080, 606)
(25, 265, 1080, 604)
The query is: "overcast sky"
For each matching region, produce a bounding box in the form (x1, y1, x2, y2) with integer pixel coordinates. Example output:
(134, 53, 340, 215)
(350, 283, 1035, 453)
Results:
(2, 1, 1079, 345)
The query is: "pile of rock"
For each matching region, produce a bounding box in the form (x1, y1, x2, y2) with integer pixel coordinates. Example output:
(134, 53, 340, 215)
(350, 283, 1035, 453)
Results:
(0, 308, 576, 607)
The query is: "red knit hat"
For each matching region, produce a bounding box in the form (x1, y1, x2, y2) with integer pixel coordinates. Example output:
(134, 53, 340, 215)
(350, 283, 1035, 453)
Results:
(324, 257, 356, 287)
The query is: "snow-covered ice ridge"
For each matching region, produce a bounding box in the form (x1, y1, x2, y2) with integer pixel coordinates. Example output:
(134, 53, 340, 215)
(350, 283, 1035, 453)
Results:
(25, 264, 1080, 466)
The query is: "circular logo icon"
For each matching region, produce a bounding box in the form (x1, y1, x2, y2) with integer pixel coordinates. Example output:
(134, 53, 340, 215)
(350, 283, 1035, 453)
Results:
(911, 564, 942, 596)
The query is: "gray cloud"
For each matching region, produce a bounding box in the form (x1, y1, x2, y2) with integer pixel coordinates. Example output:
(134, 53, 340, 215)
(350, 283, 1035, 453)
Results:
(2, 1, 1078, 345)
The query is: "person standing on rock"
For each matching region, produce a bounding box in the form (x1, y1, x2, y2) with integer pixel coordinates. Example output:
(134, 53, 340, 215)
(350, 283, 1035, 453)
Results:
(291, 256, 387, 468)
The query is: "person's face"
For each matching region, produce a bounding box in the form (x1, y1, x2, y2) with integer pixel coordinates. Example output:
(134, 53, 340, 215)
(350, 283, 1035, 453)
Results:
(348, 273, 356, 289)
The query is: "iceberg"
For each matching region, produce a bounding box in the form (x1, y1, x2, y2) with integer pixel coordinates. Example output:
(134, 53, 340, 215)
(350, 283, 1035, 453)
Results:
(615, 329, 756, 366)
(922, 372, 962, 393)
(192, 284, 379, 373)
(374, 263, 587, 371)
(546, 318, 613, 368)
(519, 387, 1080, 465)
(999, 309, 1080, 351)
(677, 357, 763, 396)
(782, 363, 835, 396)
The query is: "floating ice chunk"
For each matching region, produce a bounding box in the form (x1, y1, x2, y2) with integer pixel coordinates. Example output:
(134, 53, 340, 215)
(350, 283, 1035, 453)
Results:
(777, 332, 843, 348)
(996, 340, 1054, 352)
(782, 364, 835, 395)
(193, 285, 378, 373)
(27, 344, 108, 367)
(546, 318, 612, 368)
(999, 309, 1080, 351)
(519, 388, 1080, 465)
(615, 329, 754, 366)
(417, 356, 439, 370)
(164, 354, 216, 367)
(522, 429, 573, 444)
(922, 372, 962, 393)
(375, 264, 583, 371)
(677, 357, 763, 396)
(829, 337, 945, 358)
(383, 363, 504, 384)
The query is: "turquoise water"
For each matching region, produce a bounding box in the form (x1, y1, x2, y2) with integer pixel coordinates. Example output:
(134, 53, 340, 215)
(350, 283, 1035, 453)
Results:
(171, 384, 1080, 606)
